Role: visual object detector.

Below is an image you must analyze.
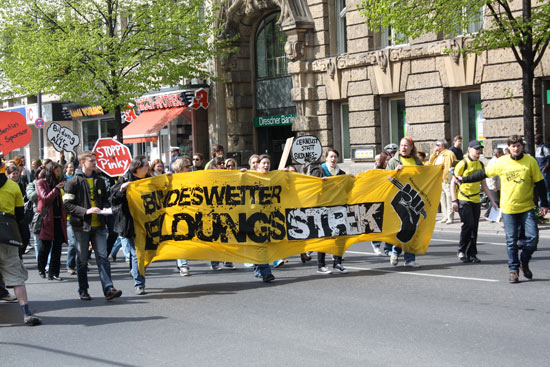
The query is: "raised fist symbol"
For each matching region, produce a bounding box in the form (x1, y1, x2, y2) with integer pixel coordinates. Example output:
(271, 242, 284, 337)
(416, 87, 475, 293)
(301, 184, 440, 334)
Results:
(389, 180, 426, 243)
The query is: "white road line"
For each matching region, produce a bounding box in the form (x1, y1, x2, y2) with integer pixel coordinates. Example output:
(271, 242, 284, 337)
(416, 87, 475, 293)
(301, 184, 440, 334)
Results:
(431, 238, 505, 246)
(345, 266, 500, 282)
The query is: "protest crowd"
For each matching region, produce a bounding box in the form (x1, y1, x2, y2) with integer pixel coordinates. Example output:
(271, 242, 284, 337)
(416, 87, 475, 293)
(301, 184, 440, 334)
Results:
(1, 133, 548, 326)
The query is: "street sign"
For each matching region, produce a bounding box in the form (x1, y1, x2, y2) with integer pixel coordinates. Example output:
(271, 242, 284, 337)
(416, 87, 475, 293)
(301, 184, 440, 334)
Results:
(92, 138, 132, 177)
(35, 117, 45, 128)
(291, 135, 322, 165)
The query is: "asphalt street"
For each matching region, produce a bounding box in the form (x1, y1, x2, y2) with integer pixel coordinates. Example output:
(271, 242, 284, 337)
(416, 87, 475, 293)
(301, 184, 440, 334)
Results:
(2, 227, 550, 367)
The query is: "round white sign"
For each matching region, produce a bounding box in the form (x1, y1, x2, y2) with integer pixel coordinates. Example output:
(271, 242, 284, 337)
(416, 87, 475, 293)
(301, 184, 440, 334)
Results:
(291, 135, 322, 164)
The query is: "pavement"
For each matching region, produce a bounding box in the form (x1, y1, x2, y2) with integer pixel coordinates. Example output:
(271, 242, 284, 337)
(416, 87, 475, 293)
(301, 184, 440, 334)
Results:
(433, 211, 550, 238)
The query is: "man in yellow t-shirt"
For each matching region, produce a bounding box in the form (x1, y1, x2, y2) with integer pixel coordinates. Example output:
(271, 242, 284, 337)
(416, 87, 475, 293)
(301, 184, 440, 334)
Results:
(458, 135, 548, 283)
(451, 140, 497, 263)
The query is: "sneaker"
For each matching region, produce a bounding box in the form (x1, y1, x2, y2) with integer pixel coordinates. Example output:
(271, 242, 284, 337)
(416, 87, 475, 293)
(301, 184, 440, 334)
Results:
(105, 287, 122, 300)
(253, 272, 261, 278)
(38, 272, 46, 279)
(262, 274, 275, 283)
(300, 253, 312, 263)
(67, 268, 76, 275)
(24, 314, 42, 326)
(457, 252, 468, 263)
(469, 256, 481, 263)
(333, 264, 349, 274)
(509, 271, 519, 283)
(48, 275, 63, 281)
(223, 263, 236, 270)
(179, 267, 190, 276)
(520, 263, 533, 280)
(273, 260, 284, 268)
(445, 219, 453, 224)
(317, 266, 332, 274)
(79, 291, 92, 301)
(110, 255, 117, 263)
(244, 263, 254, 268)
(373, 247, 382, 255)
(390, 254, 398, 266)
(211, 264, 221, 271)
(134, 286, 145, 295)
(0, 293, 17, 302)
(439, 219, 447, 224)
(404, 261, 421, 268)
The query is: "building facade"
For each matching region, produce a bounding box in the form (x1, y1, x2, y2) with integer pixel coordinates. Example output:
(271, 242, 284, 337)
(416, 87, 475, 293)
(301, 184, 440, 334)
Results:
(209, 0, 550, 173)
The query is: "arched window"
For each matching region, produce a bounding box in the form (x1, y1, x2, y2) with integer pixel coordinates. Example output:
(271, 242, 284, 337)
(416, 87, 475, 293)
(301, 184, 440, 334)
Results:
(256, 13, 288, 79)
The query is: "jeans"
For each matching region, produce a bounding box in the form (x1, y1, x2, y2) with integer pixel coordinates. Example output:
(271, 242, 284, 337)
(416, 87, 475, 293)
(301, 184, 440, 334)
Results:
(74, 227, 114, 296)
(37, 239, 63, 277)
(111, 236, 131, 261)
(458, 201, 481, 258)
(66, 225, 78, 270)
(253, 264, 271, 277)
(122, 237, 145, 288)
(177, 259, 189, 269)
(211, 261, 233, 268)
(502, 209, 539, 272)
(391, 246, 416, 263)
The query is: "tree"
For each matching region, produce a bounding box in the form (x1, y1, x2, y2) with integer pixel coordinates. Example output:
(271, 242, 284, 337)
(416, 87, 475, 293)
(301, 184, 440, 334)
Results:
(0, 0, 230, 141)
(358, 0, 550, 154)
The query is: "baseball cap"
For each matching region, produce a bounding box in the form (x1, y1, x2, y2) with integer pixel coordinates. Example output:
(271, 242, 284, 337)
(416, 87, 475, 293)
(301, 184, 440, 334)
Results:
(170, 146, 180, 152)
(468, 140, 483, 149)
(384, 143, 398, 153)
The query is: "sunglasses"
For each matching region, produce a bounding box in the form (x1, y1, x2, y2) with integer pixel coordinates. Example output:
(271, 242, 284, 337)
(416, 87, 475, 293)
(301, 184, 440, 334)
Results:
(226, 164, 235, 168)
(192, 158, 200, 161)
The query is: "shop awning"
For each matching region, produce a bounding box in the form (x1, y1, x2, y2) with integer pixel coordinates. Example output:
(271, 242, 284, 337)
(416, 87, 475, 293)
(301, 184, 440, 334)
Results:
(123, 107, 187, 144)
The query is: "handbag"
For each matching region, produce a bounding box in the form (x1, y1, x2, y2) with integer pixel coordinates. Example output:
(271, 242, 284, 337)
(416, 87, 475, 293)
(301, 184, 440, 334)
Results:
(0, 212, 24, 247)
(31, 199, 54, 235)
(24, 200, 34, 224)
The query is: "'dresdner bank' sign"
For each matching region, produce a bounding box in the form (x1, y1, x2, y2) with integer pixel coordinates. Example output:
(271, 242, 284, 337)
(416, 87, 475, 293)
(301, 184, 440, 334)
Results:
(254, 113, 296, 128)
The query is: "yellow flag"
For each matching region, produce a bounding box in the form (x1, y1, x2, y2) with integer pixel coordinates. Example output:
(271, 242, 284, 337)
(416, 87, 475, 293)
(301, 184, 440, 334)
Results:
(127, 166, 442, 274)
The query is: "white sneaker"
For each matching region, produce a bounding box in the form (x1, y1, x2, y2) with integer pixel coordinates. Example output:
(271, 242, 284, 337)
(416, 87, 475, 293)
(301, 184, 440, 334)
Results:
(404, 261, 421, 268)
(373, 247, 382, 255)
(317, 266, 332, 274)
(179, 267, 190, 276)
(390, 254, 398, 266)
(445, 219, 453, 224)
(333, 264, 349, 274)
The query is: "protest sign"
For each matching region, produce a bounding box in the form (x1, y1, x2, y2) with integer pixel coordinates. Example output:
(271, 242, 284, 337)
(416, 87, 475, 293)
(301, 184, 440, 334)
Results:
(92, 138, 132, 177)
(0, 111, 32, 155)
(47, 122, 80, 155)
(126, 166, 442, 274)
(291, 135, 322, 165)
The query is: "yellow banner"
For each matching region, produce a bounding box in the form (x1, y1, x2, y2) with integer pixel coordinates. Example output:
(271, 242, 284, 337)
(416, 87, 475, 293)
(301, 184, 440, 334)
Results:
(127, 166, 442, 273)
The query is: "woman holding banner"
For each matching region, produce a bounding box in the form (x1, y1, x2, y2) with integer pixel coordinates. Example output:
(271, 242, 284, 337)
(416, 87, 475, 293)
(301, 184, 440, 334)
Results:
(36, 162, 67, 280)
(385, 137, 423, 267)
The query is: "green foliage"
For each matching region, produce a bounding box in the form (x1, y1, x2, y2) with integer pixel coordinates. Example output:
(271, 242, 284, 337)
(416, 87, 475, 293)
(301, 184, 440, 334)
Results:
(0, 0, 231, 116)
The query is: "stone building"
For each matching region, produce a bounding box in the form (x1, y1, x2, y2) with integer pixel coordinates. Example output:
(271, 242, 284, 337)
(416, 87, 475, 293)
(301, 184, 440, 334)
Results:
(208, 0, 550, 173)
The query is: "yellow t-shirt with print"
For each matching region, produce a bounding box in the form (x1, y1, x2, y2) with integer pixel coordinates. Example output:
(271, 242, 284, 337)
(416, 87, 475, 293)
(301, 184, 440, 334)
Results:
(485, 154, 544, 214)
(0, 179, 24, 215)
(400, 156, 418, 166)
(455, 157, 483, 203)
(86, 177, 102, 227)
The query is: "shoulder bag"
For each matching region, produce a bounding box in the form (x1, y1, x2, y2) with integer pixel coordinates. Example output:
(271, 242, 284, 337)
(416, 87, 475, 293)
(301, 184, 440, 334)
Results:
(0, 212, 24, 247)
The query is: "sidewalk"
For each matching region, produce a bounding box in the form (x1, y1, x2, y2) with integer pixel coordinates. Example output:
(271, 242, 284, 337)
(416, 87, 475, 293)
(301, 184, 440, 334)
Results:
(433, 212, 550, 239)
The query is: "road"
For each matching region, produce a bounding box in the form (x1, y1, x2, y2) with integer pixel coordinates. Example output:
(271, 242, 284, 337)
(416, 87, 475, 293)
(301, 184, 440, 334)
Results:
(2, 230, 550, 367)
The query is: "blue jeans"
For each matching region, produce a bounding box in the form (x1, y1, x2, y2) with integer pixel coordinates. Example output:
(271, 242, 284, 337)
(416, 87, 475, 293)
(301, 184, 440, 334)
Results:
(177, 259, 188, 268)
(253, 264, 271, 277)
(502, 209, 539, 272)
(391, 246, 416, 263)
(111, 236, 131, 261)
(122, 237, 145, 288)
(211, 261, 233, 267)
(74, 227, 114, 296)
(66, 225, 78, 270)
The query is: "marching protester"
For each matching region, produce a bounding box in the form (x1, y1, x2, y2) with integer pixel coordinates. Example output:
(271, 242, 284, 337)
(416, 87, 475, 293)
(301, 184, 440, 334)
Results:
(428, 139, 457, 224)
(449, 135, 464, 161)
(191, 153, 205, 171)
(484, 148, 504, 219)
(385, 136, 423, 267)
(64, 151, 122, 300)
(314, 148, 348, 274)
(36, 162, 67, 280)
(150, 159, 165, 176)
(204, 144, 224, 170)
(169, 147, 181, 173)
(111, 156, 150, 295)
(534, 133, 550, 204)
(173, 156, 194, 276)
(5, 164, 30, 257)
(451, 141, 497, 263)
(0, 160, 41, 325)
(371, 151, 390, 255)
(248, 154, 260, 171)
(457, 135, 548, 283)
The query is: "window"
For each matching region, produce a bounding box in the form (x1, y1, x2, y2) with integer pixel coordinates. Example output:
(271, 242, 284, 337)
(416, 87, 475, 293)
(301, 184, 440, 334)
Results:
(450, 7, 484, 37)
(335, 0, 347, 55)
(81, 118, 118, 151)
(380, 27, 407, 48)
(459, 91, 483, 143)
(341, 103, 350, 159)
(390, 98, 406, 143)
(256, 13, 288, 79)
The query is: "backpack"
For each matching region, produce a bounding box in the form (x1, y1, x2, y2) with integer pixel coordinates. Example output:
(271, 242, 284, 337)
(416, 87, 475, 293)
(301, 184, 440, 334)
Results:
(23, 200, 34, 225)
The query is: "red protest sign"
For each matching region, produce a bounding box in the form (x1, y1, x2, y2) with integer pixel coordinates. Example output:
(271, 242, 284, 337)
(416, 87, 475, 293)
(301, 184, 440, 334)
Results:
(92, 138, 132, 177)
(0, 111, 32, 156)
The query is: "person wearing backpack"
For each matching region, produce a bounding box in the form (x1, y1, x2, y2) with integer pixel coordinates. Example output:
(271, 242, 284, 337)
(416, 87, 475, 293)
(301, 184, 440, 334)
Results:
(451, 140, 498, 263)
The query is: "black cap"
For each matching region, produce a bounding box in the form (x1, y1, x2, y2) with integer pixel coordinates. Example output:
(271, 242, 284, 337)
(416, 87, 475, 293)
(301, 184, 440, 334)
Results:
(468, 140, 483, 149)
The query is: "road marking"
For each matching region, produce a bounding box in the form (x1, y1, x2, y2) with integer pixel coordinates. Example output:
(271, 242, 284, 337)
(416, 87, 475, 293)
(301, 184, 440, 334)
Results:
(345, 266, 499, 282)
(431, 238, 505, 246)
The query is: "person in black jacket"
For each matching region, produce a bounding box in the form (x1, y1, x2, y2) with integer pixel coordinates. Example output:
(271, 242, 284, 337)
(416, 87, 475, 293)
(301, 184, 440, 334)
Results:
(110, 156, 150, 295)
(63, 151, 122, 301)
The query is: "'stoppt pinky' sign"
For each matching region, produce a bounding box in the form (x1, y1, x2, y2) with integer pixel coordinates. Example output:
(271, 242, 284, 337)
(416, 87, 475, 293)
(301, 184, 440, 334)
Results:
(92, 138, 132, 177)
(291, 135, 322, 165)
